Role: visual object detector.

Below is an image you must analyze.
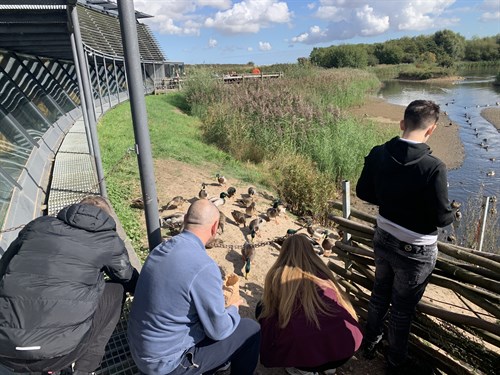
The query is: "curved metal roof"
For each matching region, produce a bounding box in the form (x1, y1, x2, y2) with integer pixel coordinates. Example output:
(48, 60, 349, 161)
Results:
(0, 0, 165, 61)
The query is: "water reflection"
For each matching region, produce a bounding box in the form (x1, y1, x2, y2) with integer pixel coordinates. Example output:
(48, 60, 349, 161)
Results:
(378, 76, 500, 244)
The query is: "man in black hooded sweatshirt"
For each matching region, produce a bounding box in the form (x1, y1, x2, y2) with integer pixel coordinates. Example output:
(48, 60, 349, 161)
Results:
(356, 100, 454, 374)
(0, 196, 139, 375)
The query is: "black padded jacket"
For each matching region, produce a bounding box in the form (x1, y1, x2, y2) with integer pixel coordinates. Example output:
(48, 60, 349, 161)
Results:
(356, 137, 454, 235)
(0, 203, 138, 361)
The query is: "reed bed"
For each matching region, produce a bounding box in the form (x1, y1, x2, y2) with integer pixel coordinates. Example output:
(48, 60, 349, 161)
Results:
(183, 66, 391, 219)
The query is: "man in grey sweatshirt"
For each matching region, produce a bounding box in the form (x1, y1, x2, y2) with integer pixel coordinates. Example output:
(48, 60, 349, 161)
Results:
(128, 199, 260, 375)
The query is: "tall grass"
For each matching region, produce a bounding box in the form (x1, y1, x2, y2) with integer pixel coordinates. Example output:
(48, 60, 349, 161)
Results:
(184, 65, 386, 185)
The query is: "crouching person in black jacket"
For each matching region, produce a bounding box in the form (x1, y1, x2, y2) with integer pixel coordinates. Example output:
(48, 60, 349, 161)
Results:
(0, 196, 139, 375)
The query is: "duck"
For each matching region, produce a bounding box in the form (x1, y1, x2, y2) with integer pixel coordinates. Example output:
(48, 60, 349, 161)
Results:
(455, 210, 462, 221)
(218, 211, 226, 234)
(241, 241, 255, 279)
(161, 212, 185, 230)
(227, 186, 237, 198)
(273, 198, 286, 216)
(266, 204, 279, 224)
(231, 210, 247, 227)
(164, 196, 186, 210)
(249, 217, 265, 239)
(236, 196, 254, 208)
(450, 200, 461, 209)
(248, 187, 256, 196)
(130, 197, 146, 209)
(321, 230, 334, 256)
(131, 196, 159, 210)
(216, 173, 227, 186)
(245, 201, 257, 217)
(307, 224, 328, 241)
(210, 192, 228, 207)
(486, 171, 495, 177)
(199, 183, 208, 199)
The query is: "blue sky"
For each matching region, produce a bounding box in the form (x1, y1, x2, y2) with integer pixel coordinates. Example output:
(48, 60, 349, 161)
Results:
(134, 0, 500, 66)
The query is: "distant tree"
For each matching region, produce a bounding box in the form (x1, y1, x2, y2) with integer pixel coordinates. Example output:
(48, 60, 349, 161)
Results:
(417, 51, 437, 65)
(375, 43, 405, 64)
(297, 57, 310, 65)
(310, 47, 330, 67)
(434, 29, 466, 61)
(465, 36, 500, 61)
(247, 61, 255, 66)
(329, 44, 368, 68)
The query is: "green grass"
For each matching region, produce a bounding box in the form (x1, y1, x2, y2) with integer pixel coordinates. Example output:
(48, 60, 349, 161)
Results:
(97, 94, 271, 254)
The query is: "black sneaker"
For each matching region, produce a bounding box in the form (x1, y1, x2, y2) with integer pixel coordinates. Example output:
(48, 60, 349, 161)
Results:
(386, 359, 434, 375)
(361, 339, 380, 360)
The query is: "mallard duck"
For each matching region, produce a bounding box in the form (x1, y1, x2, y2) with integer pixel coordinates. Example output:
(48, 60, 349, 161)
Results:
(164, 196, 186, 210)
(131, 196, 160, 210)
(216, 173, 227, 185)
(218, 211, 226, 234)
(249, 217, 265, 239)
(236, 196, 254, 208)
(130, 197, 146, 209)
(206, 238, 224, 249)
(241, 241, 255, 279)
(227, 186, 237, 198)
(231, 210, 247, 227)
(248, 186, 256, 196)
(245, 201, 257, 217)
(161, 212, 185, 229)
(199, 183, 208, 199)
(273, 198, 286, 216)
(307, 224, 328, 241)
(321, 230, 334, 257)
(210, 192, 228, 207)
(450, 200, 461, 209)
(266, 201, 280, 224)
(486, 171, 495, 177)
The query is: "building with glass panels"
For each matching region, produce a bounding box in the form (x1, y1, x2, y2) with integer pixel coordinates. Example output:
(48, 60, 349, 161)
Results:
(0, 0, 180, 252)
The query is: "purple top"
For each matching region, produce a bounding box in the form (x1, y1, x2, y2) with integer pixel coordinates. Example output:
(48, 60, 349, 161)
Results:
(258, 281, 363, 368)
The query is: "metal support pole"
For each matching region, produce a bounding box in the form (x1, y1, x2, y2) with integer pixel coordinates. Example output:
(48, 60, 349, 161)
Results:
(92, 52, 104, 115)
(103, 57, 112, 109)
(69, 33, 93, 156)
(118, 0, 161, 250)
(83, 51, 97, 122)
(478, 196, 490, 252)
(69, 6, 107, 197)
(113, 59, 120, 102)
(342, 180, 352, 244)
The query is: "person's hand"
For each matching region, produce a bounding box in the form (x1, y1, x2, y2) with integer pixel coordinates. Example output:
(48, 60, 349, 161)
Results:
(230, 298, 244, 309)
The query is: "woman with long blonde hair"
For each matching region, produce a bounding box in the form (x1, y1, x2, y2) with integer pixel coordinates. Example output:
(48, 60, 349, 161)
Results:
(258, 234, 363, 375)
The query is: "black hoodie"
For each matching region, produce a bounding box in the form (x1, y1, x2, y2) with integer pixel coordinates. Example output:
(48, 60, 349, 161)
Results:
(0, 203, 138, 361)
(356, 137, 454, 235)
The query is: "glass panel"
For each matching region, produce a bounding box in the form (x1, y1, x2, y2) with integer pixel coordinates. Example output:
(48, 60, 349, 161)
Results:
(43, 59, 81, 106)
(0, 174, 12, 227)
(0, 52, 62, 124)
(20, 56, 77, 113)
(116, 64, 127, 92)
(95, 62, 109, 98)
(88, 61, 100, 100)
(106, 62, 118, 95)
(0, 70, 49, 140)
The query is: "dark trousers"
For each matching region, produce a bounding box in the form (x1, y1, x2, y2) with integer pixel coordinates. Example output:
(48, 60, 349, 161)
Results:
(0, 283, 124, 374)
(167, 318, 261, 375)
(364, 228, 437, 367)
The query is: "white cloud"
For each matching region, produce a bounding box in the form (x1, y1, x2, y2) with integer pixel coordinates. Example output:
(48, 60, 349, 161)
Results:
(480, 11, 500, 21)
(197, 0, 232, 9)
(307, 3, 316, 10)
(205, 0, 292, 34)
(481, 0, 500, 11)
(208, 38, 218, 48)
(259, 41, 272, 51)
(292, 0, 458, 44)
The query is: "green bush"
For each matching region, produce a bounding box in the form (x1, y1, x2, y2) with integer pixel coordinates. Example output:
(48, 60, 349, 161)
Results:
(271, 153, 337, 223)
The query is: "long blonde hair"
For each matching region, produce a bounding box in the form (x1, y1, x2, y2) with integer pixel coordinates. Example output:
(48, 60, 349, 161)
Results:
(260, 234, 357, 329)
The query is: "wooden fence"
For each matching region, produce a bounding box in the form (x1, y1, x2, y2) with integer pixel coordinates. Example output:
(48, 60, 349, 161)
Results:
(328, 201, 499, 375)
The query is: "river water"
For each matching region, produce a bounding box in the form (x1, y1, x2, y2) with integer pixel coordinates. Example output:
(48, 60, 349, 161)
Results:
(377, 72, 500, 245)
(378, 75, 499, 203)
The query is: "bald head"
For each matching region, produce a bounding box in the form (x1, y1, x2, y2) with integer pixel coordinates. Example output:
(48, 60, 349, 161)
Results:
(184, 199, 220, 232)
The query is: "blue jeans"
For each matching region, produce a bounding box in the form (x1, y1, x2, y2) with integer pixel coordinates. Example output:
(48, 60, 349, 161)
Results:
(365, 228, 437, 367)
(167, 318, 260, 375)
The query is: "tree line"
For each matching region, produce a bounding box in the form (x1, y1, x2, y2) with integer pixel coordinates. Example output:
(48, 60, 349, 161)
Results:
(309, 30, 499, 69)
